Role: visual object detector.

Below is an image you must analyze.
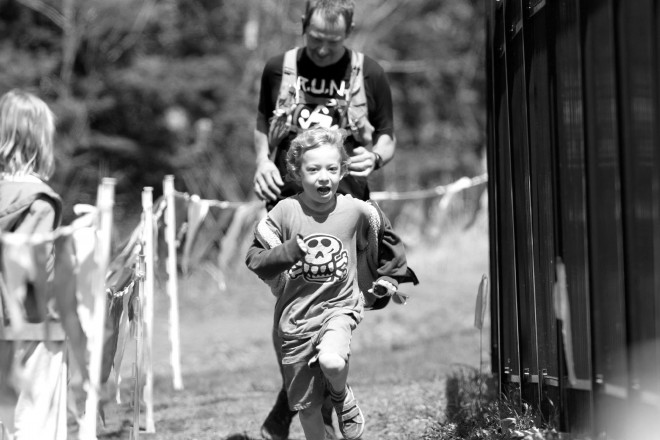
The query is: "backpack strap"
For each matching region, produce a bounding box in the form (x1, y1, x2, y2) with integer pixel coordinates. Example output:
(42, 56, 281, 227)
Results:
(268, 48, 301, 151)
(278, 47, 366, 116)
(347, 50, 368, 125)
(276, 47, 300, 110)
(283, 47, 298, 77)
(0, 185, 62, 232)
(271, 48, 367, 143)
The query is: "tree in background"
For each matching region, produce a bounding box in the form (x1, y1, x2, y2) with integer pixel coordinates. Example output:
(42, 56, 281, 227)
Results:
(0, 0, 484, 228)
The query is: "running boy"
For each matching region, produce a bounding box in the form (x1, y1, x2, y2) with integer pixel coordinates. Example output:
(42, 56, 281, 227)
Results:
(245, 126, 410, 440)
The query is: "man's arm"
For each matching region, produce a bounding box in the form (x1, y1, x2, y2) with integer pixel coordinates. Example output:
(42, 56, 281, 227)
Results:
(253, 121, 283, 202)
(253, 54, 286, 202)
(348, 55, 396, 177)
(254, 118, 271, 164)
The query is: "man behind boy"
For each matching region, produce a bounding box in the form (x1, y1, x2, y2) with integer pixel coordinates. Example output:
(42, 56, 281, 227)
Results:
(251, 2, 397, 439)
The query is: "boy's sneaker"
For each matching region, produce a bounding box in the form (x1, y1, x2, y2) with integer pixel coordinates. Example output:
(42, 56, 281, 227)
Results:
(261, 388, 296, 440)
(331, 384, 364, 440)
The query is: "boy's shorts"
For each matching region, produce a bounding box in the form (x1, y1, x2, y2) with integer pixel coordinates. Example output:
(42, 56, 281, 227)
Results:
(282, 314, 357, 411)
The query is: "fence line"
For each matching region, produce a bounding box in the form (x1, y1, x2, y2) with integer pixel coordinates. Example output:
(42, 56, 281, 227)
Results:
(0, 208, 96, 246)
(370, 173, 488, 201)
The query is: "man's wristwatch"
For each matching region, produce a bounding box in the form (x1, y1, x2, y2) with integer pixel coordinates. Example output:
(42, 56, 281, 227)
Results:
(372, 151, 384, 170)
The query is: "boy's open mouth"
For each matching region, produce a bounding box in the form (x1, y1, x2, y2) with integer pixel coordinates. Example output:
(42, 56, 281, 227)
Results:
(317, 186, 331, 195)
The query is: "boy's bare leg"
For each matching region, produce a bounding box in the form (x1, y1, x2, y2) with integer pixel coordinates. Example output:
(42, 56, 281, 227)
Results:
(318, 353, 348, 394)
(299, 405, 326, 440)
(319, 353, 364, 440)
(263, 324, 339, 439)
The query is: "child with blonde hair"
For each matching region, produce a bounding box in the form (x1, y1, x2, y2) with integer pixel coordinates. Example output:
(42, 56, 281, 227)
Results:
(246, 126, 414, 440)
(0, 89, 66, 439)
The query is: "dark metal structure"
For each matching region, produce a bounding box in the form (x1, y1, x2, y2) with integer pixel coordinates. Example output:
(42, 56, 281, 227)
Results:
(486, 0, 660, 436)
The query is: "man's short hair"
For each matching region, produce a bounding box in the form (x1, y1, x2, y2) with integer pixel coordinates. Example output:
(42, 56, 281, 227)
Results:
(302, 0, 355, 33)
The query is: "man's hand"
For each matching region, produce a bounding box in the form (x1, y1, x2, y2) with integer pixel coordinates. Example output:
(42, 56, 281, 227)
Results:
(253, 159, 283, 201)
(348, 108, 374, 146)
(348, 146, 378, 177)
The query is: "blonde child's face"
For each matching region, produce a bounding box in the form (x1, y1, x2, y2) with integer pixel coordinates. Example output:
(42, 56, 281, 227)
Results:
(298, 143, 343, 208)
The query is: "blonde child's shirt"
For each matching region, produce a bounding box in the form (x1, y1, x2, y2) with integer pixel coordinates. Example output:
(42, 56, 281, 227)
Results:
(247, 194, 371, 346)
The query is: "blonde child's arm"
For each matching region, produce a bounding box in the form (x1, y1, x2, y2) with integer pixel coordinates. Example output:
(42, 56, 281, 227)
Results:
(13, 199, 57, 235)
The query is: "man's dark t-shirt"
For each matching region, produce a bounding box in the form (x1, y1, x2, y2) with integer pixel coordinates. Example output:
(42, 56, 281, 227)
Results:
(257, 48, 394, 206)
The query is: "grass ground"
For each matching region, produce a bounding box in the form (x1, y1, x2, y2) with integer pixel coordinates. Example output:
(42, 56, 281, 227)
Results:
(98, 208, 491, 439)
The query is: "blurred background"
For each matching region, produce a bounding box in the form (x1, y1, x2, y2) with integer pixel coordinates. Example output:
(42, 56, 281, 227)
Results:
(0, 0, 486, 233)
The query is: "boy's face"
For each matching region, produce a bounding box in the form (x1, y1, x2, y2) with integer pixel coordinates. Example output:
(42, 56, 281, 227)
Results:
(298, 143, 343, 207)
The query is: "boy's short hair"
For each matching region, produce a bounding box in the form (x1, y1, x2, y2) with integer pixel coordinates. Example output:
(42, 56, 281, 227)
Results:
(302, 0, 355, 34)
(286, 127, 350, 182)
(0, 89, 55, 179)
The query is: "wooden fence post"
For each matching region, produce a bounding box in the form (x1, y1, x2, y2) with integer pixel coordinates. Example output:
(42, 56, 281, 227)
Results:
(163, 175, 184, 390)
(141, 187, 156, 433)
(80, 177, 115, 440)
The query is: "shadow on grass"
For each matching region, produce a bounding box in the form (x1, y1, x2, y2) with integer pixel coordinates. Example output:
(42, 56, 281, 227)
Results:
(224, 434, 258, 440)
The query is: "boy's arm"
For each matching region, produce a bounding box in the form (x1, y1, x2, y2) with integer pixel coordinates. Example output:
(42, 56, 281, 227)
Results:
(370, 206, 419, 310)
(245, 217, 305, 280)
(358, 201, 418, 310)
(376, 220, 406, 278)
(375, 207, 417, 285)
(245, 236, 305, 280)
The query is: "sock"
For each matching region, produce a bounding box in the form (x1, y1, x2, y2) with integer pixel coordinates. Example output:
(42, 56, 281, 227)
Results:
(329, 385, 346, 403)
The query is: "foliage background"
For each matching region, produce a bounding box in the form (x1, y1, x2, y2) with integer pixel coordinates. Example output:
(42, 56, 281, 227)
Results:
(0, 0, 485, 227)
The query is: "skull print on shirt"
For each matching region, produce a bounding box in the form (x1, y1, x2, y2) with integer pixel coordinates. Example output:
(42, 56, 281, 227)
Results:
(289, 233, 348, 284)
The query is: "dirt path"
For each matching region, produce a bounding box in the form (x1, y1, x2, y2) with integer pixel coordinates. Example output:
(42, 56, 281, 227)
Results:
(99, 221, 490, 440)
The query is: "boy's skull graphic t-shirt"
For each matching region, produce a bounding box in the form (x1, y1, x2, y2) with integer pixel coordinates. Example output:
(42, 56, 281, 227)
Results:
(288, 233, 349, 283)
(265, 194, 371, 341)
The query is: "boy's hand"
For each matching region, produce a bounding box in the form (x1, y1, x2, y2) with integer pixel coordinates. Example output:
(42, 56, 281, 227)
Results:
(369, 276, 409, 305)
(369, 276, 398, 298)
(296, 234, 308, 253)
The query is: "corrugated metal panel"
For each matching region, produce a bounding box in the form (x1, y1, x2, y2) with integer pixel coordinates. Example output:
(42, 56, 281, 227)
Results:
(493, 0, 522, 404)
(486, 0, 660, 435)
(524, 2, 560, 425)
(486, 0, 501, 381)
(553, 0, 594, 434)
(616, 0, 660, 402)
(506, 0, 541, 408)
(615, 0, 660, 428)
(581, 1, 628, 436)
